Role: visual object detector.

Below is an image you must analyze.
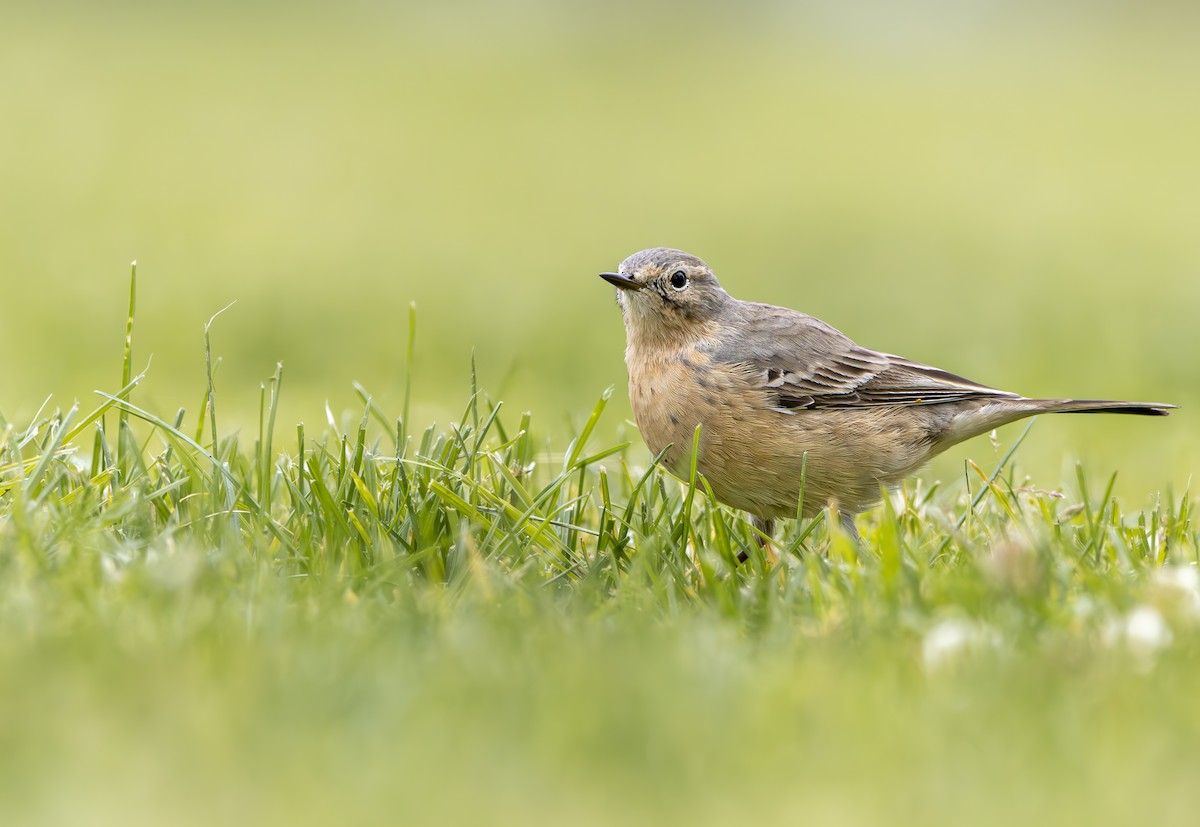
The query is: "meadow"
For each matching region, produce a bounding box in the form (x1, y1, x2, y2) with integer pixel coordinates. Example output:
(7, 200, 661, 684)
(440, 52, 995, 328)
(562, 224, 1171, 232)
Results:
(1, 2, 1199, 824)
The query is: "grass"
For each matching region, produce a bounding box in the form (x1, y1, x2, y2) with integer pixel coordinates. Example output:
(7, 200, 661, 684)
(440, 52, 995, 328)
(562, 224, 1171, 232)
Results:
(1, 277, 1197, 826)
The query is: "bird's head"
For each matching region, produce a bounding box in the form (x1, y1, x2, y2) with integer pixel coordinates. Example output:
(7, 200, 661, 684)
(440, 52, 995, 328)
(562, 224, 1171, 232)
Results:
(599, 248, 732, 339)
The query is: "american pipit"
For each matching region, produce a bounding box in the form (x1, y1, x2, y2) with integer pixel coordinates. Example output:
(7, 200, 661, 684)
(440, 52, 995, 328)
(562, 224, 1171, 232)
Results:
(600, 247, 1173, 550)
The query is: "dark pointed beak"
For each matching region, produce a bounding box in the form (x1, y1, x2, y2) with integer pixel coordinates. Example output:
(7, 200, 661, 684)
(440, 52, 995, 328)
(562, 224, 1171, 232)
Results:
(599, 272, 643, 290)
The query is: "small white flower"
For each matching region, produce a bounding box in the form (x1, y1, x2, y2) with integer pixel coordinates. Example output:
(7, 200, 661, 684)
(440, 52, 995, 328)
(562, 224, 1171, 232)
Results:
(1103, 605, 1173, 671)
(1153, 565, 1200, 617)
(922, 618, 979, 671)
(1124, 606, 1172, 654)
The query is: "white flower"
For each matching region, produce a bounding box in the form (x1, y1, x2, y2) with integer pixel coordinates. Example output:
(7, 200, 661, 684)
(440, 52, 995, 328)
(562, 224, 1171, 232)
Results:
(1124, 606, 1172, 653)
(922, 618, 983, 671)
(1103, 605, 1172, 669)
(1152, 565, 1200, 618)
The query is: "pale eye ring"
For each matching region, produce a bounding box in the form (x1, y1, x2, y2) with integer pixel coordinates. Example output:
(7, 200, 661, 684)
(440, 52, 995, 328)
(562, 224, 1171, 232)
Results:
(669, 270, 688, 290)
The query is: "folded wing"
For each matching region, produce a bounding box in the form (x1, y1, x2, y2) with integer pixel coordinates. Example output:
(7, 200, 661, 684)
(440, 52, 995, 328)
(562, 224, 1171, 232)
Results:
(715, 303, 1020, 411)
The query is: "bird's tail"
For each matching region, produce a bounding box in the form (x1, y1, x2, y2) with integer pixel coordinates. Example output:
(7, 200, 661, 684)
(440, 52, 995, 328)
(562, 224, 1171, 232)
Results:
(1032, 399, 1175, 417)
(943, 397, 1175, 446)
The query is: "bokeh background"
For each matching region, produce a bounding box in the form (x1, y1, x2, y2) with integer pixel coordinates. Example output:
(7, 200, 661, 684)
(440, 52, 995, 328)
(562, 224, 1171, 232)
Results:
(2, 0, 1197, 497)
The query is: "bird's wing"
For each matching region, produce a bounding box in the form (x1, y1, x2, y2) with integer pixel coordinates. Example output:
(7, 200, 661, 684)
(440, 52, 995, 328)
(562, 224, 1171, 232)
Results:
(714, 304, 1019, 411)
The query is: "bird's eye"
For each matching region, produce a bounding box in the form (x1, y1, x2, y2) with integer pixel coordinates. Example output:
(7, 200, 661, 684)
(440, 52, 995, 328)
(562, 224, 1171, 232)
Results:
(669, 270, 688, 290)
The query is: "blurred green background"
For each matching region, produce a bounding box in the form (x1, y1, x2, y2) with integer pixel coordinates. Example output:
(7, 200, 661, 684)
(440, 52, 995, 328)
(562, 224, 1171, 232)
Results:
(2, 0, 1197, 494)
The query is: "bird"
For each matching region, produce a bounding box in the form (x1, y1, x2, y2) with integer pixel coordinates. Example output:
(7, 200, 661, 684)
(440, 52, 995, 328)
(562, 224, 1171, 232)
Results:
(599, 247, 1174, 552)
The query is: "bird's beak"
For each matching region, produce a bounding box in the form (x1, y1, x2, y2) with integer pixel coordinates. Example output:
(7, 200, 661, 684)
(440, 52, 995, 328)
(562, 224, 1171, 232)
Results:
(599, 272, 643, 290)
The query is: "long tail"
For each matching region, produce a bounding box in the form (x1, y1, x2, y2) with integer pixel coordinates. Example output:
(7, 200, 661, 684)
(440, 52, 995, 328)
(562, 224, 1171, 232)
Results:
(1033, 399, 1175, 417)
(944, 397, 1175, 446)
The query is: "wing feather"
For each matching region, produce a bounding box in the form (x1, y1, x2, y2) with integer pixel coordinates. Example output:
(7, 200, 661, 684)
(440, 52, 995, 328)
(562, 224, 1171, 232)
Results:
(712, 303, 1019, 411)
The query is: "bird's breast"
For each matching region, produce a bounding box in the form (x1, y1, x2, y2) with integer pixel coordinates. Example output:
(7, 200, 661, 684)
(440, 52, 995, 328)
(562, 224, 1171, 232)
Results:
(626, 343, 765, 477)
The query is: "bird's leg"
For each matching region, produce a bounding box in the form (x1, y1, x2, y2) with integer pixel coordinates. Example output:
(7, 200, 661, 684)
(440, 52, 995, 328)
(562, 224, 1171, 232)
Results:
(839, 511, 861, 544)
(736, 515, 778, 564)
(824, 502, 861, 553)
